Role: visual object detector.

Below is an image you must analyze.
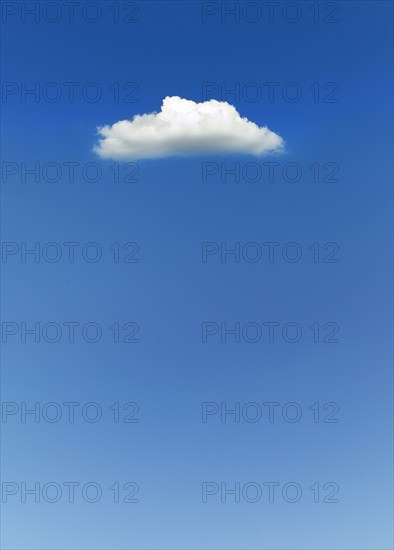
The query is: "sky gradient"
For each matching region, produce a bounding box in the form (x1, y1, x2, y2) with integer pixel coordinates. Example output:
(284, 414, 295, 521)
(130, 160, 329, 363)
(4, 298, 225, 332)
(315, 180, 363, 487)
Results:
(1, 1, 393, 549)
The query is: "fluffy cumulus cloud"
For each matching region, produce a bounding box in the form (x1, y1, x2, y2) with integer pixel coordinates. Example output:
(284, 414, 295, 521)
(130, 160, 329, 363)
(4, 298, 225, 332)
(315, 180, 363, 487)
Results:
(94, 96, 284, 160)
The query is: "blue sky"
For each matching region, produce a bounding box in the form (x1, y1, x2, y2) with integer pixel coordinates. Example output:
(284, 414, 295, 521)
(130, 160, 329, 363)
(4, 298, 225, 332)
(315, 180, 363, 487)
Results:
(1, 1, 393, 549)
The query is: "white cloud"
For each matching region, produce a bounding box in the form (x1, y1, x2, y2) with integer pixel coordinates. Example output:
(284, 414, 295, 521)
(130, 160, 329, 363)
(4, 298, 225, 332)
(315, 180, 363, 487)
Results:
(94, 96, 284, 160)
